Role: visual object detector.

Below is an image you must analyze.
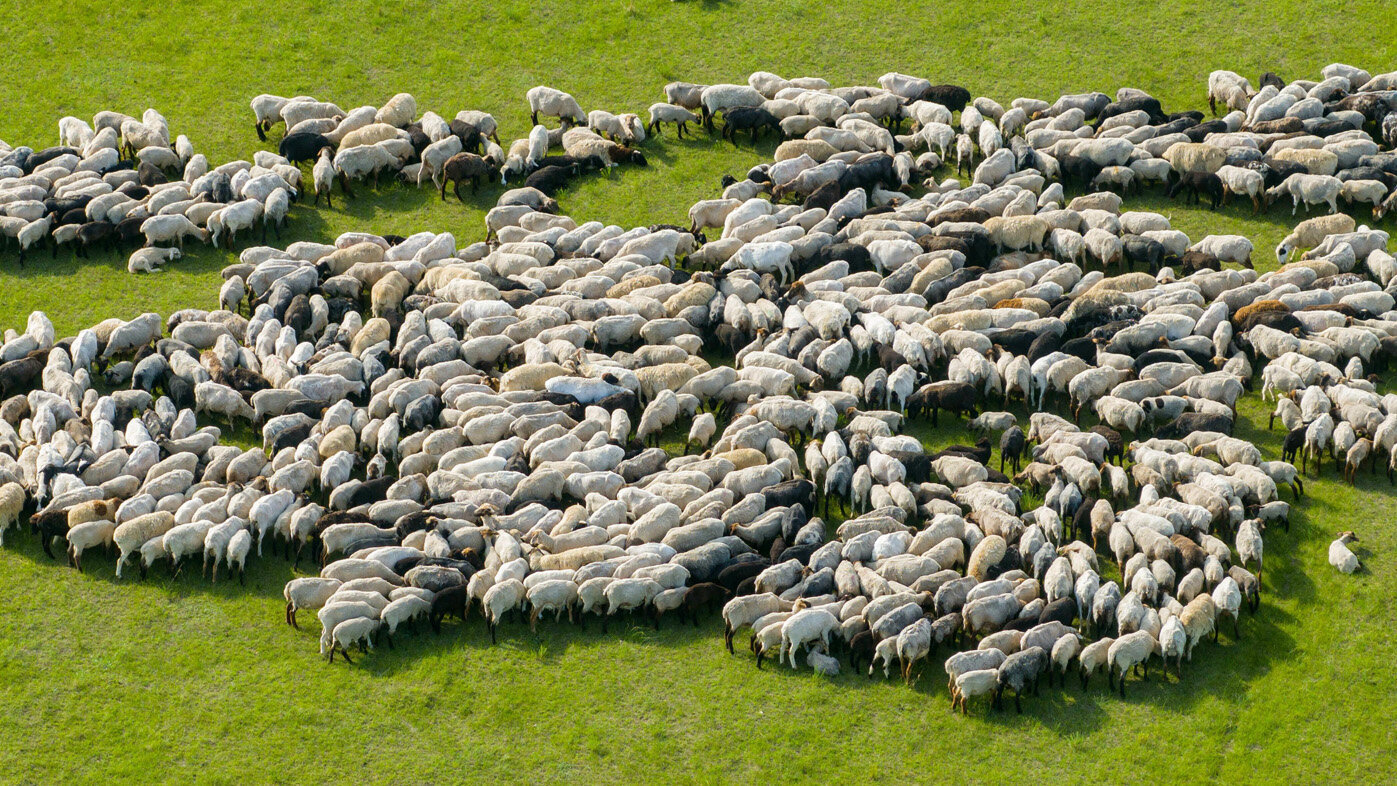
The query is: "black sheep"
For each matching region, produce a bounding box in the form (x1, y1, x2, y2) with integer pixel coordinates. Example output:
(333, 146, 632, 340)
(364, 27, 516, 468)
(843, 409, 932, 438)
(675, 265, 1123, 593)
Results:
(801, 181, 842, 213)
(429, 585, 469, 633)
(1183, 120, 1229, 143)
(999, 427, 1026, 474)
(1096, 95, 1165, 126)
(448, 119, 484, 154)
(1026, 331, 1063, 363)
(75, 222, 116, 257)
(523, 163, 579, 196)
(907, 381, 977, 426)
(716, 560, 767, 594)
(1157, 412, 1233, 440)
(1038, 597, 1076, 628)
(722, 106, 780, 143)
(1090, 425, 1125, 465)
(1166, 171, 1224, 209)
(920, 84, 971, 113)
(1122, 235, 1167, 272)
(838, 154, 897, 193)
(679, 582, 730, 625)
(278, 132, 332, 165)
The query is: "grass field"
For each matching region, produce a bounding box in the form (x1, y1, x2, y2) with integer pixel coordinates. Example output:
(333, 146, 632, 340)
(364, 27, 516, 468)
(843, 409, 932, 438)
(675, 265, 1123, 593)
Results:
(1, 1, 1396, 782)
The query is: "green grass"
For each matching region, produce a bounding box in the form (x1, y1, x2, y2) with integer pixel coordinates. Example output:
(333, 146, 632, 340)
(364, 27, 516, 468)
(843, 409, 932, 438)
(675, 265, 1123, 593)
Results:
(2, 1, 1397, 782)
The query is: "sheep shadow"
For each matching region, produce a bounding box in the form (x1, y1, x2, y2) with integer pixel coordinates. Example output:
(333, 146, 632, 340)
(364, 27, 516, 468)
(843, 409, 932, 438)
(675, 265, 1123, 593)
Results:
(356, 605, 722, 676)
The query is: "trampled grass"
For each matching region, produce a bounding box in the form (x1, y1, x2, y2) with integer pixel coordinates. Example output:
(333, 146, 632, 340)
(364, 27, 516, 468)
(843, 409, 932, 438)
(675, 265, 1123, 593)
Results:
(0, 1, 1395, 782)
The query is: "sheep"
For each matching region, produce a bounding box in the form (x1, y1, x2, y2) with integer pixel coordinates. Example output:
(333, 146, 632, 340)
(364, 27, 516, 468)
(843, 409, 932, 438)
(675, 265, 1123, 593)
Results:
(284, 577, 343, 628)
(1079, 637, 1114, 688)
(0, 482, 23, 546)
(226, 528, 252, 584)
(1275, 213, 1356, 263)
(1266, 173, 1341, 215)
(327, 617, 382, 663)
(1107, 630, 1159, 696)
(1187, 235, 1253, 268)
(1213, 577, 1243, 637)
(1236, 519, 1265, 580)
(312, 148, 336, 207)
(648, 103, 701, 138)
(1215, 165, 1265, 212)
(995, 646, 1048, 713)
(482, 578, 527, 643)
(140, 214, 207, 250)
(527, 86, 586, 126)
(127, 246, 181, 274)
(1326, 531, 1361, 575)
(381, 595, 432, 643)
(113, 511, 176, 579)
(952, 669, 999, 714)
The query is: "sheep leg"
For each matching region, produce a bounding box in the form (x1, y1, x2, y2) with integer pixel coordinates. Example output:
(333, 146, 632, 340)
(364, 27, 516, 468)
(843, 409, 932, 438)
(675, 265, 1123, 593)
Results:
(286, 602, 297, 628)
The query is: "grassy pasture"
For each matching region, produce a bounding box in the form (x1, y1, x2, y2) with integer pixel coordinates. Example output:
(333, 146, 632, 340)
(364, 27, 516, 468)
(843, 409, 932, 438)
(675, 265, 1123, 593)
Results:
(1, 1, 1396, 782)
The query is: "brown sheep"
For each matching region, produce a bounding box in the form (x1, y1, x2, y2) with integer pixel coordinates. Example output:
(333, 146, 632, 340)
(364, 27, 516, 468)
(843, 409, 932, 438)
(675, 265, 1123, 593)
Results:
(1233, 300, 1289, 325)
(440, 153, 492, 201)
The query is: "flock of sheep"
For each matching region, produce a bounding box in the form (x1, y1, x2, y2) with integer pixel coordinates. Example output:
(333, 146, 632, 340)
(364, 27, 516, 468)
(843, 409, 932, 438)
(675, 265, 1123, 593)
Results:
(0, 62, 1388, 712)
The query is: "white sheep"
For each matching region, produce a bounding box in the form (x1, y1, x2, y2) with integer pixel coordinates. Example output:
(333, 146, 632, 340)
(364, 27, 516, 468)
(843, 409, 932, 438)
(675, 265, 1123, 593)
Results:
(647, 103, 701, 138)
(284, 577, 343, 627)
(328, 616, 382, 663)
(140, 214, 206, 250)
(1266, 173, 1341, 215)
(0, 482, 24, 546)
(128, 246, 181, 274)
(1188, 235, 1253, 267)
(1328, 532, 1361, 574)
(526, 86, 586, 126)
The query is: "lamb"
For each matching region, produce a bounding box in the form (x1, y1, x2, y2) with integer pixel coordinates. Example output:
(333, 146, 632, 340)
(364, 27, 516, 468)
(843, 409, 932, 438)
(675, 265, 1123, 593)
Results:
(1328, 531, 1361, 574)
(327, 616, 382, 663)
(952, 669, 999, 714)
(65, 519, 116, 572)
(647, 104, 701, 138)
